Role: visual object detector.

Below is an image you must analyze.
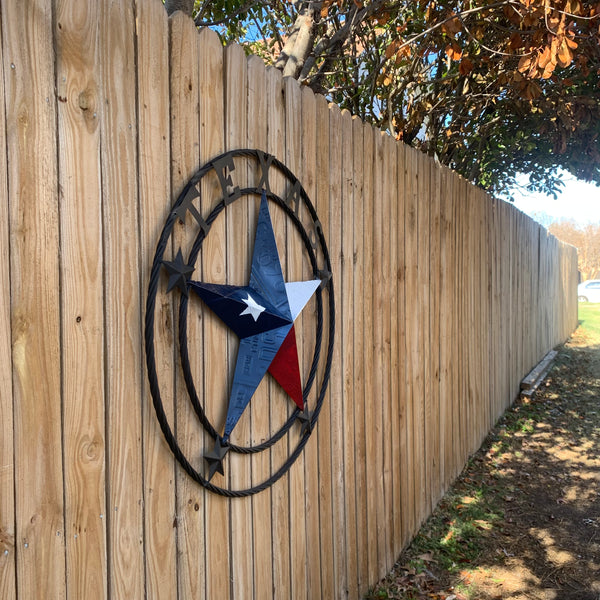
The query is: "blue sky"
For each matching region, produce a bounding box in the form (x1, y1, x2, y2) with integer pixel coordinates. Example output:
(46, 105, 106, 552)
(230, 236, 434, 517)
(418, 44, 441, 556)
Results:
(510, 173, 600, 227)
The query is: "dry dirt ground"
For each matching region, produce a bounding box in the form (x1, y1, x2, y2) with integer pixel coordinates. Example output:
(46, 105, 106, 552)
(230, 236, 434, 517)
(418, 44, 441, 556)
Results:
(369, 325, 600, 599)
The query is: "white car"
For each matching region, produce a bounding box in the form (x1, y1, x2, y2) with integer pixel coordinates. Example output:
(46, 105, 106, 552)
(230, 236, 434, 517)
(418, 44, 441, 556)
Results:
(578, 280, 600, 302)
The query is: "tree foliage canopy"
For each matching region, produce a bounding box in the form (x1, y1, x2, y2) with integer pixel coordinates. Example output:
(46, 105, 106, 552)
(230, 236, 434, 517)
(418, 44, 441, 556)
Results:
(166, 0, 600, 197)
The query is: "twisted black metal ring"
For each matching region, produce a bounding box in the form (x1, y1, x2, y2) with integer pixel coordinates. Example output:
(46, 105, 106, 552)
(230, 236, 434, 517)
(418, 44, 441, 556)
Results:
(144, 149, 335, 497)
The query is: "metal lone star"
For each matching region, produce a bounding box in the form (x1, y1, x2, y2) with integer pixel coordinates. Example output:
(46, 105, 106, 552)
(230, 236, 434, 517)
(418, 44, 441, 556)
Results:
(184, 192, 322, 480)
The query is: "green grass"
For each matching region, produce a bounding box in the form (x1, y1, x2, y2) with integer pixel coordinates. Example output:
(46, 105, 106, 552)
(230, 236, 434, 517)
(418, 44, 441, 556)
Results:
(577, 302, 600, 345)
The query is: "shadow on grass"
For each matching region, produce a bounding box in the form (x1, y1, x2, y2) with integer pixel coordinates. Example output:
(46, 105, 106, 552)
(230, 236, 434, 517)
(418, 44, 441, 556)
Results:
(369, 340, 600, 599)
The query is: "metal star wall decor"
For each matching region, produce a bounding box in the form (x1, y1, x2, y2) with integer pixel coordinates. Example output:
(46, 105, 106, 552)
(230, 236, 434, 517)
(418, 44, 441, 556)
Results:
(145, 149, 334, 497)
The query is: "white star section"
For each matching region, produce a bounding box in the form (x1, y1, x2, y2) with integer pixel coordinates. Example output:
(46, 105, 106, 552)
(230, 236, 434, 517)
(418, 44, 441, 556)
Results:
(285, 280, 322, 320)
(240, 293, 266, 321)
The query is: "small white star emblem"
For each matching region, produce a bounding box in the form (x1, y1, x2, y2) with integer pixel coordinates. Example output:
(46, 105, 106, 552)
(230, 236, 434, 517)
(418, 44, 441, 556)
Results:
(240, 293, 265, 321)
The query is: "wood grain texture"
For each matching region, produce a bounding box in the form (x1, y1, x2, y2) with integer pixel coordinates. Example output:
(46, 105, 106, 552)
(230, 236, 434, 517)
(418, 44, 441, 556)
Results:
(351, 118, 369, 594)
(361, 125, 377, 585)
(247, 53, 274, 600)
(404, 146, 419, 538)
(0, 14, 15, 599)
(341, 108, 358, 600)
(380, 132, 393, 573)
(315, 92, 334, 600)
(169, 14, 204, 599)
(136, 1, 177, 598)
(328, 102, 347, 598)
(284, 74, 308, 600)
(428, 160, 441, 511)
(267, 65, 292, 600)
(99, 1, 144, 597)
(371, 131, 386, 577)
(225, 42, 250, 600)
(387, 135, 402, 559)
(301, 84, 322, 600)
(395, 141, 409, 552)
(55, 1, 107, 597)
(417, 150, 431, 522)
(2, 1, 66, 597)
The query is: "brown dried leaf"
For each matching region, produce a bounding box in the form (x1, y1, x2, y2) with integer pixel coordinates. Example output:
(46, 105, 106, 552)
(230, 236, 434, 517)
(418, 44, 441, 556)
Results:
(441, 13, 461, 36)
(385, 40, 400, 59)
(542, 60, 556, 79)
(320, 0, 333, 18)
(557, 40, 574, 68)
(417, 552, 437, 563)
(445, 43, 462, 61)
(524, 81, 542, 100)
(566, 0, 582, 15)
(538, 45, 553, 69)
(518, 55, 534, 73)
(510, 32, 525, 50)
(459, 57, 474, 75)
(395, 46, 411, 65)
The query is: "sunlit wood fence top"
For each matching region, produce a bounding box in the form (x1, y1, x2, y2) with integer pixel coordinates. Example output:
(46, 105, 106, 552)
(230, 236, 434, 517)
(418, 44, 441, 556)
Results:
(0, 1, 577, 599)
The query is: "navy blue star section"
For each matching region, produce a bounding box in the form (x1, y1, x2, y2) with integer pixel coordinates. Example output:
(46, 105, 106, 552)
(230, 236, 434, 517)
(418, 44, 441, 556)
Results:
(188, 282, 291, 338)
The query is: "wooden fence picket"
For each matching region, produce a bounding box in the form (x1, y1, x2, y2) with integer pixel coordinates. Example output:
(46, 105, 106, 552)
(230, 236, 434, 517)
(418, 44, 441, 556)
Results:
(0, 11, 15, 598)
(3, 2, 66, 597)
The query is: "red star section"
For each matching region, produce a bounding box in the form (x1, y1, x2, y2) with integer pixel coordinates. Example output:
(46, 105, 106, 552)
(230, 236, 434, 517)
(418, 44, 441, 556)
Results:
(268, 325, 303, 410)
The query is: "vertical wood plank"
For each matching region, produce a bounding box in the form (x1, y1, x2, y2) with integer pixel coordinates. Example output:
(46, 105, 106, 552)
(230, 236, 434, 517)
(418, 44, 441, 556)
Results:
(247, 54, 274, 600)
(197, 25, 226, 600)
(438, 167, 454, 491)
(315, 92, 334, 600)
(454, 179, 469, 464)
(99, 1, 144, 596)
(301, 84, 322, 600)
(327, 103, 347, 598)
(418, 151, 432, 520)
(429, 159, 441, 508)
(0, 13, 15, 597)
(395, 141, 409, 551)
(284, 75, 308, 600)
(466, 185, 476, 454)
(55, 2, 107, 597)
(361, 125, 377, 583)
(341, 108, 358, 600)
(380, 133, 393, 570)
(384, 135, 401, 559)
(266, 65, 292, 600)
(351, 118, 369, 595)
(2, 1, 66, 597)
(402, 145, 417, 543)
(224, 42, 251, 600)
(168, 14, 204, 600)
(371, 130, 387, 576)
(414, 149, 428, 527)
(136, 1, 177, 598)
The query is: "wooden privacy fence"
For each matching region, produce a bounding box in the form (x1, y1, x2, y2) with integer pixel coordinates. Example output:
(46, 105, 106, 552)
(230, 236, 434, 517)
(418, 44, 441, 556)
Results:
(0, 1, 578, 599)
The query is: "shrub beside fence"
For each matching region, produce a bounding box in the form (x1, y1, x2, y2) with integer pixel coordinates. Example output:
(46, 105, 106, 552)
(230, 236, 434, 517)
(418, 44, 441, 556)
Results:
(0, 1, 578, 599)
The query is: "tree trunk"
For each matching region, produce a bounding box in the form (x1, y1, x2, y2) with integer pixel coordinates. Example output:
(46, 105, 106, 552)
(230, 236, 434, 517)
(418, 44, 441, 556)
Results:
(165, 0, 194, 17)
(274, 6, 315, 79)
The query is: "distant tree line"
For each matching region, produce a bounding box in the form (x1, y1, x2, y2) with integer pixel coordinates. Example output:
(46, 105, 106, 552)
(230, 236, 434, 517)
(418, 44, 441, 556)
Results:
(549, 220, 600, 280)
